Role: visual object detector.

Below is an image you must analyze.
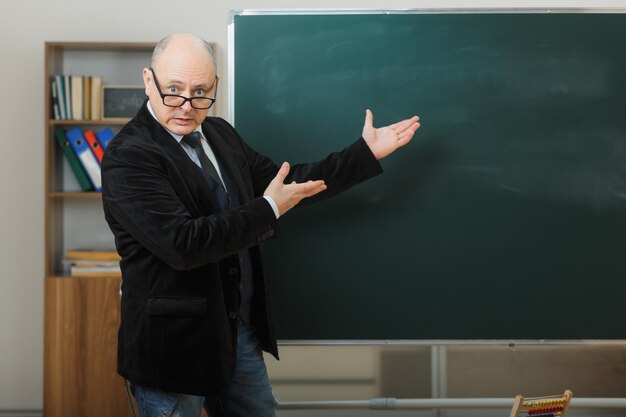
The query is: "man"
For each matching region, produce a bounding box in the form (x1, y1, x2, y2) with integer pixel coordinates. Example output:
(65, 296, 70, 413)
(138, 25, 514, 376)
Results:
(102, 32, 420, 417)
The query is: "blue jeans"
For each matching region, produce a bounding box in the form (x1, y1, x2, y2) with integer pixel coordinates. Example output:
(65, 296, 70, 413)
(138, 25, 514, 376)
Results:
(131, 325, 276, 417)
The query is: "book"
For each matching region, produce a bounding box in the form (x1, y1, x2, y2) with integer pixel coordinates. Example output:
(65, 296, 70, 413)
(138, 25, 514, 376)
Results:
(65, 260, 120, 268)
(90, 76, 102, 120)
(51, 79, 60, 120)
(54, 75, 67, 120)
(84, 129, 104, 164)
(71, 75, 83, 120)
(83, 76, 91, 120)
(54, 127, 93, 191)
(95, 127, 115, 149)
(70, 264, 121, 277)
(66, 127, 101, 191)
(64, 74, 72, 119)
(65, 249, 120, 262)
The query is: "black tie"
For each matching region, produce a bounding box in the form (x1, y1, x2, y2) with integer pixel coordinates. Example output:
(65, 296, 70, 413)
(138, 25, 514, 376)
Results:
(182, 131, 230, 210)
(182, 132, 222, 185)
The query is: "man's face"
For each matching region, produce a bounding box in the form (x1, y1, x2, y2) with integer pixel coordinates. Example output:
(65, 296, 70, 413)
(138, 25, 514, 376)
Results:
(143, 51, 217, 136)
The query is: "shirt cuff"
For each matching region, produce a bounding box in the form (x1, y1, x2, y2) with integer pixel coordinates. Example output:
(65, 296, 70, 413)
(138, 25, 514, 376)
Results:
(263, 195, 280, 219)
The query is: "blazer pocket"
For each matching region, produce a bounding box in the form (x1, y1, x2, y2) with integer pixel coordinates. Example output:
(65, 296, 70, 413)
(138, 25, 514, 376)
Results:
(146, 297, 207, 316)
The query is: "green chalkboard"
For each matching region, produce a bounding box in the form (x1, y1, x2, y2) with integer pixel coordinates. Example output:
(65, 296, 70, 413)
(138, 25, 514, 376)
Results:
(233, 11, 626, 340)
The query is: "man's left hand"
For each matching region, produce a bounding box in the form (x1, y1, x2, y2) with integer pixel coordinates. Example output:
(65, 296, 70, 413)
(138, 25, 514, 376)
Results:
(362, 109, 420, 160)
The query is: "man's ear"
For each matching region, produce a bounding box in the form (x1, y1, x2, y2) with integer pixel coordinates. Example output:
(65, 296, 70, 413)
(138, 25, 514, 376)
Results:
(142, 67, 151, 96)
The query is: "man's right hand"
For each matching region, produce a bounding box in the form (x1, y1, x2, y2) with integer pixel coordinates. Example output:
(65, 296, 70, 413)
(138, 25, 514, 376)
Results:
(263, 162, 327, 216)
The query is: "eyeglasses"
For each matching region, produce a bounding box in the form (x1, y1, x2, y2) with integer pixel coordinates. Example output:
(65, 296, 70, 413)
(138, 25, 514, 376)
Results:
(149, 67, 218, 110)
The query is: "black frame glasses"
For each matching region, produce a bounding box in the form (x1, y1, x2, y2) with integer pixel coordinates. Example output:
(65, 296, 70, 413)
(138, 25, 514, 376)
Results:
(149, 67, 218, 110)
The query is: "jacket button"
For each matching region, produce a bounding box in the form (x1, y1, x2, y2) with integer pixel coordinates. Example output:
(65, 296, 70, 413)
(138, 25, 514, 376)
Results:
(228, 267, 238, 276)
(228, 311, 238, 319)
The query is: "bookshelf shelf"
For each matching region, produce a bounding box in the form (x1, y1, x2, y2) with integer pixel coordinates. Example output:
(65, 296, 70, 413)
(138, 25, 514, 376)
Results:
(69, 274, 122, 279)
(49, 119, 130, 126)
(47, 274, 120, 280)
(44, 41, 155, 417)
(48, 191, 102, 199)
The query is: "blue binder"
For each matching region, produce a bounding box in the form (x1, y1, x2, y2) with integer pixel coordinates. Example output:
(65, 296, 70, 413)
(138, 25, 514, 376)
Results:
(95, 127, 115, 149)
(66, 127, 101, 191)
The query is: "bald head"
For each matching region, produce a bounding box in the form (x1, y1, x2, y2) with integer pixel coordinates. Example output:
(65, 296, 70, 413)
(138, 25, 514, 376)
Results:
(151, 33, 217, 74)
(143, 32, 219, 136)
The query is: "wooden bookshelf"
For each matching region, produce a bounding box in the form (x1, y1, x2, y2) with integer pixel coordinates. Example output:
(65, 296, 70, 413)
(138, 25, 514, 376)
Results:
(44, 41, 154, 274)
(43, 41, 155, 417)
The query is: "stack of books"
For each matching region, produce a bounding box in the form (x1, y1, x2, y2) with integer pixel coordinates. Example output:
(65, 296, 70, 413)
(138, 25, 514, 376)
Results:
(51, 75, 102, 120)
(64, 250, 121, 277)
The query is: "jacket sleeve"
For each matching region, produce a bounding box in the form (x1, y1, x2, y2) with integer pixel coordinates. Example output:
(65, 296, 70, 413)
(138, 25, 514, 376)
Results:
(212, 118, 384, 205)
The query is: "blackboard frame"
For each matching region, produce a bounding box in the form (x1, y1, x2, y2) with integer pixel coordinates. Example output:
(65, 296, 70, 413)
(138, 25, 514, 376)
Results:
(229, 8, 626, 343)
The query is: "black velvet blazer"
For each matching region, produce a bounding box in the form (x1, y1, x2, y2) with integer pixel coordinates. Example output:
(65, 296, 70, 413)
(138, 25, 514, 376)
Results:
(101, 101, 382, 396)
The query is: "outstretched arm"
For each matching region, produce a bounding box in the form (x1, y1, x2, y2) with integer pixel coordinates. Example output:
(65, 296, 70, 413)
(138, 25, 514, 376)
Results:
(362, 109, 420, 160)
(262, 109, 419, 216)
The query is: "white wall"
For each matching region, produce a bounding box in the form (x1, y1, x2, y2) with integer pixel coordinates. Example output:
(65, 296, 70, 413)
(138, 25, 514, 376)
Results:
(1, 0, 625, 412)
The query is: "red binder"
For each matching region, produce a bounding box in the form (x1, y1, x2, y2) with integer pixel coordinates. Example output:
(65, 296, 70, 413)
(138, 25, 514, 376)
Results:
(84, 129, 104, 164)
